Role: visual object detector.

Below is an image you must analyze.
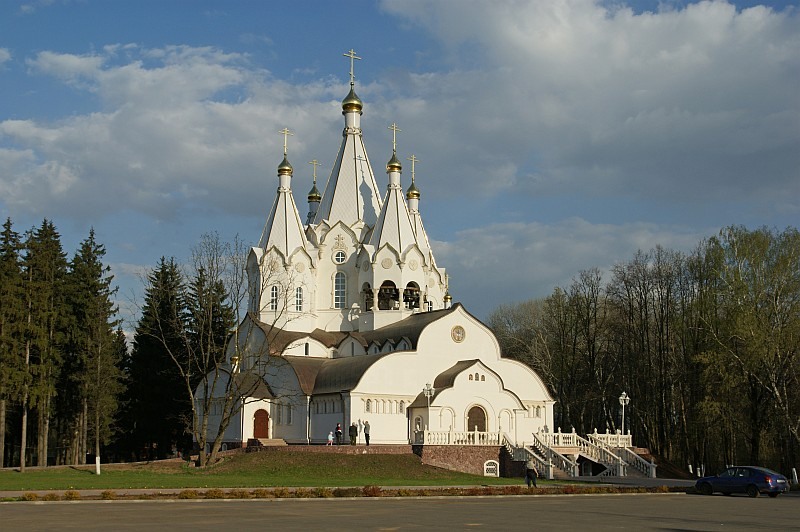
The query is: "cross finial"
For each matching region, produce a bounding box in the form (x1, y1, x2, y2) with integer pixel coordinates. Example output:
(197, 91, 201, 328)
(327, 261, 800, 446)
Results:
(308, 159, 321, 184)
(343, 48, 361, 86)
(407, 154, 418, 183)
(279, 128, 294, 156)
(388, 122, 401, 153)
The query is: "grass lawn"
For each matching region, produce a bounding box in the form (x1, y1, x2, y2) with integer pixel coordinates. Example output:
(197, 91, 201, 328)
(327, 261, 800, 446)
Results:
(0, 452, 529, 491)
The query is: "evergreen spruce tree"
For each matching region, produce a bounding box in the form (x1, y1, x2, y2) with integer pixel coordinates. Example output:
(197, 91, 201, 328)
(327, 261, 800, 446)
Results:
(62, 229, 123, 465)
(0, 218, 24, 468)
(126, 257, 190, 459)
(21, 220, 69, 469)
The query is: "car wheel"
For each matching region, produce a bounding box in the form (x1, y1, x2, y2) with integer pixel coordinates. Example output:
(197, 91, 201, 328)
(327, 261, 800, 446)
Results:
(746, 485, 760, 498)
(767, 492, 779, 498)
(698, 483, 713, 496)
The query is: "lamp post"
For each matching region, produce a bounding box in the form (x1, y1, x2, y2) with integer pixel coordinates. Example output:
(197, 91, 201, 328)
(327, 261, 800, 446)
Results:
(423, 383, 434, 431)
(619, 391, 630, 441)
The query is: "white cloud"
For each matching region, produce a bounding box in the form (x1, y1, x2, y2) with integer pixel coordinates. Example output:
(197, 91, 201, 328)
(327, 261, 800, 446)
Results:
(436, 217, 708, 317)
(0, 48, 10, 66)
(380, 0, 800, 210)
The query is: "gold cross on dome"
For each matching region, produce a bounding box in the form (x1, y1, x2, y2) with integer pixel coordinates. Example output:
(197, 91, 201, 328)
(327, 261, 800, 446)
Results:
(308, 159, 321, 184)
(343, 48, 361, 85)
(279, 128, 294, 156)
(407, 154, 418, 182)
(388, 122, 401, 153)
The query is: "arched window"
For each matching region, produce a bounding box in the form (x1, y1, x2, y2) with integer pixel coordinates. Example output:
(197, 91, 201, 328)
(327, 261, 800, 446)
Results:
(295, 287, 303, 311)
(286, 405, 292, 425)
(399, 401, 405, 414)
(480, 375, 485, 381)
(474, 372, 479, 381)
(365, 399, 372, 413)
(334, 250, 346, 264)
(378, 281, 399, 310)
(469, 374, 473, 381)
(270, 285, 279, 311)
(403, 282, 420, 309)
(334, 272, 346, 309)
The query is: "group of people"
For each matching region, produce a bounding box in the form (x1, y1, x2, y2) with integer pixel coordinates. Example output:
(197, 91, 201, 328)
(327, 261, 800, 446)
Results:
(327, 421, 370, 446)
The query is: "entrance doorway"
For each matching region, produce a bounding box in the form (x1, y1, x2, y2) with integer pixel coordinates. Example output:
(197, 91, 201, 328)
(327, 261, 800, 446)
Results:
(254, 409, 269, 439)
(467, 406, 487, 432)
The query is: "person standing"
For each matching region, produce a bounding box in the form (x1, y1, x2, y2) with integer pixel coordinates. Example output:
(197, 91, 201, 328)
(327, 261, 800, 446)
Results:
(525, 458, 539, 488)
(327, 431, 334, 446)
(335, 423, 343, 445)
(349, 422, 358, 445)
(363, 420, 370, 446)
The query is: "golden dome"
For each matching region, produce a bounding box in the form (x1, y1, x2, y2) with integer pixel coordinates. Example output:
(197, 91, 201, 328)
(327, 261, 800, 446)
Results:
(386, 152, 402, 173)
(308, 183, 321, 202)
(406, 180, 420, 200)
(444, 291, 452, 302)
(278, 155, 293, 176)
(342, 85, 363, 114)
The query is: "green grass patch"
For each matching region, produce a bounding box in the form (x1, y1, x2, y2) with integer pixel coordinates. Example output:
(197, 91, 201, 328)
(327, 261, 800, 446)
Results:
(0, 452, 527, 491)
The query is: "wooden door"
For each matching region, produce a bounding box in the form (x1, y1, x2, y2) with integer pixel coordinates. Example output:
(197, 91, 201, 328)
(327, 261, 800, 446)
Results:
(254, 409, 269, 439)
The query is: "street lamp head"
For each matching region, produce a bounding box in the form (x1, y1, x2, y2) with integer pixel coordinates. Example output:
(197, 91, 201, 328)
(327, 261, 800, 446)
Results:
(619, 391, 630, 406)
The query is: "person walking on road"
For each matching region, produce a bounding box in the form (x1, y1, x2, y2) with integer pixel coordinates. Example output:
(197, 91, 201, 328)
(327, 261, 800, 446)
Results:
(525, 458, 539, 488)
(364, 420, 370, 446)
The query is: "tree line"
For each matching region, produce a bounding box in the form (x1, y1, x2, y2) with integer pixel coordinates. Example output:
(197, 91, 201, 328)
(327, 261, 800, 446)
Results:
(0, 218, 239, 468)
(0, 218, 125, 469)
(489, 225, 800, 474)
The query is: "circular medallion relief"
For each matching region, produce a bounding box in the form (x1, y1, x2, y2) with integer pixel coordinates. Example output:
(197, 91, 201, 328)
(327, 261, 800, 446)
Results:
(362, 261, 370, 271)
(451, 325, 466, 343)
(409, 259, 418, 271)
(294, 262, 305, 273)
(381, 258, 393, 269)
(427, 277, 435, 288)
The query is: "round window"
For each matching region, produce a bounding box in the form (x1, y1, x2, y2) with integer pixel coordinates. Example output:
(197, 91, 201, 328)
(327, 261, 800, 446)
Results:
(334, 250, 347, 264)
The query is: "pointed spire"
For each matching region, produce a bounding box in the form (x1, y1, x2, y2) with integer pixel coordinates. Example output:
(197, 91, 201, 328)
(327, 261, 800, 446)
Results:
(342, 49, 363, 114)
(257, 128, 310, 257)
(307, 159, 322, 225)
(307, 159, 322, 202)
(386, 123, 402, 174)
(406, 154, 420, 200)
(313, 50, 382, 228)
(278, 127, 294, 178)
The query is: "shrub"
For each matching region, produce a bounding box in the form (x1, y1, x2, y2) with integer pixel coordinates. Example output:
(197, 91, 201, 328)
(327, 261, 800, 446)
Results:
(101, 490, 118, 500)
(178, 490, 199, 499)
(204, 488, 226, 499)
(396, 489, 415, 497)
(252, 489, 274, 499)
(314, 487, 334, 498)
(63, 490, 81, 501)
(22, 492, 39, 501)
(272, 487, 291, 498)
(362, 485, 382, 497)
(332, 487, 361, 497)
(227, 489, 251, 499)
(42, 493, 61, 501)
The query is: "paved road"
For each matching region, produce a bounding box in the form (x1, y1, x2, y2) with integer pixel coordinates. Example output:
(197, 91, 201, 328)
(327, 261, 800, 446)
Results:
(2, 492, 798, 531)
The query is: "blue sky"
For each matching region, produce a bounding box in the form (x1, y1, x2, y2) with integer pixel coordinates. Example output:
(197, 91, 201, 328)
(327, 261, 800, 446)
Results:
(1, 0, 798, 330)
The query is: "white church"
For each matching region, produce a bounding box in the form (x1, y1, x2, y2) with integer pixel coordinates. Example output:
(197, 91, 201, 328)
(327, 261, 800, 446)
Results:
(199, 52, 657, 479)
(197, 51, 555, 452)
(188, 51, 668, 485)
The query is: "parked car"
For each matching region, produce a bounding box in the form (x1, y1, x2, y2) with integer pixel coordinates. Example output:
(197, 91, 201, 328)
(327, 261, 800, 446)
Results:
(695, 466, 790, 497)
